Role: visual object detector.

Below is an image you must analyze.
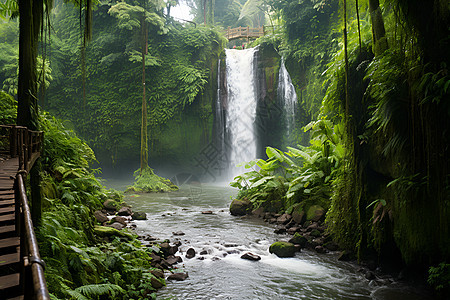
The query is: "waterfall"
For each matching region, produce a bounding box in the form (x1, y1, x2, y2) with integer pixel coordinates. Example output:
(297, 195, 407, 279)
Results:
(278, 57, 297, 138)
(225, 47, 258, 178)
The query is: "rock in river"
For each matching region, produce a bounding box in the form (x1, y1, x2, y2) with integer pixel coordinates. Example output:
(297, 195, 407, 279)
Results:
(269, 241, 296, 258)
(118, 206, 132, 216)
(241, 252, 261, 261)
(167, 272, 189, 281)
(131, 211, 147, 220)
(288, 233, 307, 248)
(186, 248, 196, 259)
(229, 198, 253, 216)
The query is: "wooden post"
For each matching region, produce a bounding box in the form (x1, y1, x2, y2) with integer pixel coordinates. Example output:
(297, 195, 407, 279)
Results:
(10, 125, 17, 157)
(18, 129, 24, 170)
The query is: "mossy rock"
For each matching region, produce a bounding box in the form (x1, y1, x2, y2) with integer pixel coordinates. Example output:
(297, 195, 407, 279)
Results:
(288, 233, 307, 248)
(230, 198, 253, 216)
(93, 225, 133, 239)
(269, 241, 296, 258)
(306, 205, 325, 222)
(103, 199, 120, 211)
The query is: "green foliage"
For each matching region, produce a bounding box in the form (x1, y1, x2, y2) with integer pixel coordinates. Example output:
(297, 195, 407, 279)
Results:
(428, 263, 450, 296)
(231, 120, 343, 212)
(34, 3, 225, 168)
(0, 90, 17, 124)
(126, 167, 178, 193)
(33, 112, 164, 299)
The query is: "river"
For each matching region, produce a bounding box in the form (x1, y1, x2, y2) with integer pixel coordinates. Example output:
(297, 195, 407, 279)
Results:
(102, 179, 433, 300)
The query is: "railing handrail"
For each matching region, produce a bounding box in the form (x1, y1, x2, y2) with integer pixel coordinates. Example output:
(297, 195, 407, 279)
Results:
(16, 174, 50, 300)
(224, 26, 265, 40)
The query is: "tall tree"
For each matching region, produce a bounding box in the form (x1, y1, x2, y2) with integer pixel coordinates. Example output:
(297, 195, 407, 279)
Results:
(368, 0, 388, 55)
(140, 4, 149, 172)
(17, 0, 92, 224)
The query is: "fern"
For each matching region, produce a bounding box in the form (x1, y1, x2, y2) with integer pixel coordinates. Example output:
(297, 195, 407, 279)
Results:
(74, 283, 125, 298)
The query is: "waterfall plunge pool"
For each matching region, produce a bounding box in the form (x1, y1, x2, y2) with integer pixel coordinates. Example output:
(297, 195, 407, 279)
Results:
(106, 182, 434, 300)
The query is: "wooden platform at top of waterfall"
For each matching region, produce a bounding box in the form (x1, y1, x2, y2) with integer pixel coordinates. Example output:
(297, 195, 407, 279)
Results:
(225, 26, 265, 41)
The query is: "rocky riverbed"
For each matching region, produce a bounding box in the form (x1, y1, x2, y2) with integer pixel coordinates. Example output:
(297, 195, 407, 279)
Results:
(95, 182, 434, 299)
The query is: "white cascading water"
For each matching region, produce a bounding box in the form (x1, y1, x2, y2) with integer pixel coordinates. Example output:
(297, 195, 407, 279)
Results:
(278, 57, 298, 137)
(225, 48, 258, 178)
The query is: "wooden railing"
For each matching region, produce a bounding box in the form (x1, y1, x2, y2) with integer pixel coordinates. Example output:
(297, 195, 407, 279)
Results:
(0, 125, 44, 171)
(0, 124, 49, 299)
(224, 26, 265, 41)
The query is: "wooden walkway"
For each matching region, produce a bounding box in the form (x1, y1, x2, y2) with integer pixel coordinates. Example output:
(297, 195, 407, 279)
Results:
(0, 157, 22, 299)
(225, 26, 264, 41)
(0, 124, 49, 300)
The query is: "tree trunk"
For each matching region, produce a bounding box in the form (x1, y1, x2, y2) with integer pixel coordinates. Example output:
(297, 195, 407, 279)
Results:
(368, 0, 388, 55)
(140, 14, 149, 172)
(18, 0, 38, 130)
(18, 0, 43, 225)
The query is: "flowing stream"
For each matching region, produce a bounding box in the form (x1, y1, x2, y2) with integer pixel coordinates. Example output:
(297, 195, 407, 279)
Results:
(100, 179, 434, 300)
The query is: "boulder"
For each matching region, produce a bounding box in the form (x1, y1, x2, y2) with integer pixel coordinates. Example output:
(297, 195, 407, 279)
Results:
(106, 222, 125, 230)
(324, 241, 339, 251)
(241, 252, 261, 261)
(168, 245, 179, 256)
(94, 210, 108, 223)
(292, 209, 306, 224)
(172, 231, 185, 236)
(149, 252, 161, 263)
(93, 225, 131, 238)
(167, 272, 188, 281)
(306, 205, 325, 222)
(186, 248, 196, 259)
(118, 206, 132, 216)
(287, 227, 301, 235)
(150, 277, 164, 289)
(151, 269, 164, 279)
(131, 211, 147, 220)
(229, 198, 253, 216)
(315, 245, 326, 254)
(103, 199, 120, 211)
(274, 227, 287, 234)
(365, 271, 375, 280)
(269, 241, 296, 258)
(288, 233, 307, 248)
(306, 222, 319, 232)
(159, 242, 171, 256)
(202, 211, 214, 214)
(111, 216, 127, 226)
(337, 250, 354, 261)
(165, 256, 182, 266)
(251, 207, 265, 218)
(276, 213, 292, 225)
(144, 235, 157, 241)
(310, 229, 321, 238)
